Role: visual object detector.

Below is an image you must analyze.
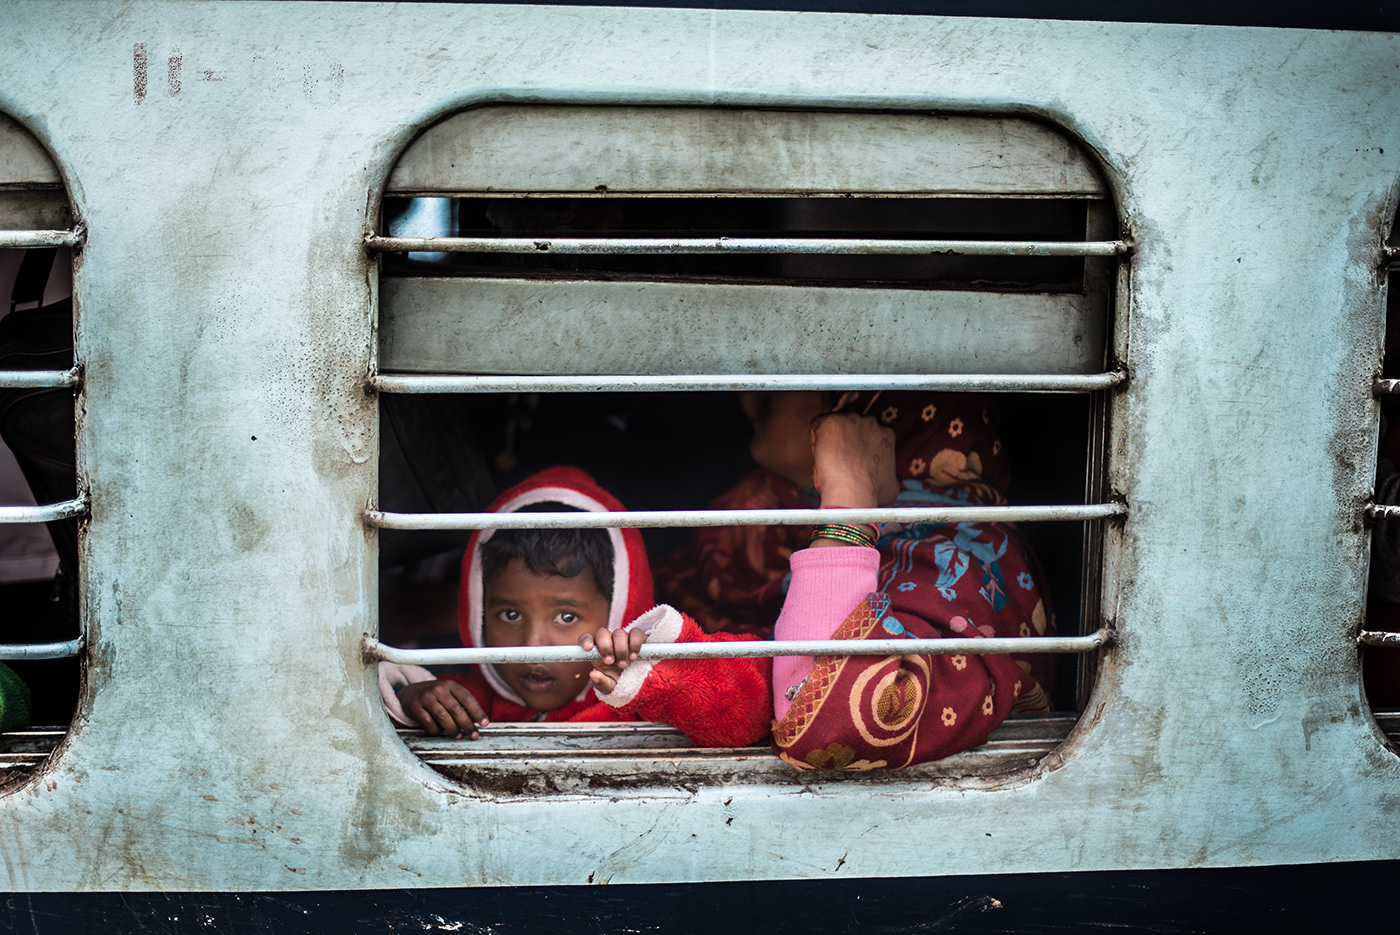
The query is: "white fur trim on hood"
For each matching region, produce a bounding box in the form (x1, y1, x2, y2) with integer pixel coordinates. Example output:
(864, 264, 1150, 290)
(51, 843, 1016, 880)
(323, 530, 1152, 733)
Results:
(595, 604, 683, 708)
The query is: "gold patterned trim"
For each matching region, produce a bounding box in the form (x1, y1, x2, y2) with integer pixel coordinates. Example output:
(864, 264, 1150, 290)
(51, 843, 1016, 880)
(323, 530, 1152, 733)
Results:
(772, 598, 887, 748)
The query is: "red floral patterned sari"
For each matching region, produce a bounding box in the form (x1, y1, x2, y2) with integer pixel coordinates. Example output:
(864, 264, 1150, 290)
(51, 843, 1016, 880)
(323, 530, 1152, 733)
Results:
(658, 391, 1056, 768)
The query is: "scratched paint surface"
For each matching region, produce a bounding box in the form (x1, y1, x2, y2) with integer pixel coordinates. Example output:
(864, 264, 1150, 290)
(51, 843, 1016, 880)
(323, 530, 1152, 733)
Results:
(0, 0, 1396, 892)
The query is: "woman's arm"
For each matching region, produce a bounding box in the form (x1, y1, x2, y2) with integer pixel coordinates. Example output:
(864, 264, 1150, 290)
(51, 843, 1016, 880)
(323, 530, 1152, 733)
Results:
(772, 547, 880, 719)
(770, 411, 896, 716)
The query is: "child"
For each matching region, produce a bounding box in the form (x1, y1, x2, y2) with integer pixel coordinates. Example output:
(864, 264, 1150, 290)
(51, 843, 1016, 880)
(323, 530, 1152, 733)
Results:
(382, 467, 772, 748)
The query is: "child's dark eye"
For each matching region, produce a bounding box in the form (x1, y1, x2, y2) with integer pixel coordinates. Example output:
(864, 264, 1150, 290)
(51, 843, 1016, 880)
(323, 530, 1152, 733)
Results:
(497, 610, 521, 623)
(558, 612, 578, 625)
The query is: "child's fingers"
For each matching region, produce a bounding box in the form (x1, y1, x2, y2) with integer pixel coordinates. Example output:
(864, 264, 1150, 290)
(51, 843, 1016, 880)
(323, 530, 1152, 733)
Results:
(578, 632, 595, 652)
(448, 681, 489, 730)
(609, 629, 637, 668)
(409, 703, 442, 736)
(423, 697, 466, 738)
(433, 688, 474, 737)
(627, 627, 647, 659)
(442, 701, 475, 738)
(590, 669, 617, 693)
(590, 627, 616, 664)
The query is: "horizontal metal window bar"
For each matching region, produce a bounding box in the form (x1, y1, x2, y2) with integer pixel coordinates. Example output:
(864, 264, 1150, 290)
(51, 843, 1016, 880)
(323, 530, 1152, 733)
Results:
(1375, 378, 1400, 395)
(0, 729, 66, 738)
(0, 494, 88, 524)
(0, 367, 79, 389)
(366, 234, 1130, 257)
(1360, 630, 1400, 647)
(0, 638, 81, 661)
(0, 229, 84, 249)
(371, 371, 1126, 395)
(413, 741, 1059, 763)
(367, 502, 1124, 532)
(1384, 245, 1399, 268)
(364, 628, 1111, 666)
(1368, 503, 1400, 520)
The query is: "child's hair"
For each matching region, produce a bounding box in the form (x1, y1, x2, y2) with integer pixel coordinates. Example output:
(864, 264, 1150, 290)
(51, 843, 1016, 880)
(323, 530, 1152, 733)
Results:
(478, 503, 615, 602)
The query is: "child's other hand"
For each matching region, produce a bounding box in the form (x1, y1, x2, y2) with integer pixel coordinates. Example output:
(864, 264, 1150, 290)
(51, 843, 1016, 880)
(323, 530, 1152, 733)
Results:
(396, 679, 489, 739)
(580, 627, 647, 694)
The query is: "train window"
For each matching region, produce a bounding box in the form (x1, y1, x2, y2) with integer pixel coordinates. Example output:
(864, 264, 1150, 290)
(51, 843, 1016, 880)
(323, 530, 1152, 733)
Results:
(367, 106, 1124, 788)
(1365, 219, 1400, 749)
(0, 111, 85, 789)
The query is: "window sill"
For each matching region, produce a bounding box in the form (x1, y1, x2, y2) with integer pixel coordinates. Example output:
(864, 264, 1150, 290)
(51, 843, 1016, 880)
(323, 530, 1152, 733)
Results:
(403, 714, 1080, 794)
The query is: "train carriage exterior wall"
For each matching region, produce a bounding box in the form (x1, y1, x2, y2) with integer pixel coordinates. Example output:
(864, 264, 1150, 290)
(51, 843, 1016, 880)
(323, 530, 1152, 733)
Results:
(0, 0, 1397, 894)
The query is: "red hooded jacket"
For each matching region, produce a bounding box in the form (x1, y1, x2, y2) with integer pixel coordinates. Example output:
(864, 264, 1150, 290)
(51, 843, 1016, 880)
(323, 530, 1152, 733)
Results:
(444, 467, 772, 747)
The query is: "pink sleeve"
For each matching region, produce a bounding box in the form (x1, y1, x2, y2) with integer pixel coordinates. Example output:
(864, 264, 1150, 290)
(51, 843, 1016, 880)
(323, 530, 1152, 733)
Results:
(772, 546, 881, 720)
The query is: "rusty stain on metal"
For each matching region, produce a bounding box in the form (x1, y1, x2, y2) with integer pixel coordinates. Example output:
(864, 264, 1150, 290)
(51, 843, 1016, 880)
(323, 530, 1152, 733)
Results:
(167, 48, 182, 98)
(132, 42, 147, 104)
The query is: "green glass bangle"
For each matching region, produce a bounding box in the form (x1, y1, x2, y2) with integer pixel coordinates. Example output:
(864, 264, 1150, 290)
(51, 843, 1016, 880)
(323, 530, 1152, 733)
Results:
(810, 523, 877, 548)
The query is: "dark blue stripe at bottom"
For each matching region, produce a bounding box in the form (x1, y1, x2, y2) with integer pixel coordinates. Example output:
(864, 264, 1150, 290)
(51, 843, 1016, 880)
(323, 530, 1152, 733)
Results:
(0, 860, 1396, 934)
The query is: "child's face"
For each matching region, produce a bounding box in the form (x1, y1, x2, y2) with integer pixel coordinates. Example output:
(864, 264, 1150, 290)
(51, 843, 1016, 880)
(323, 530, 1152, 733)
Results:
(482, 557, 610, 712)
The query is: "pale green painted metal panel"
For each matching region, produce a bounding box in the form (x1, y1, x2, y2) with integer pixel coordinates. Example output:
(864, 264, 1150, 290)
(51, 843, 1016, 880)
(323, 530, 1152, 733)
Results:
(0, 0, 1391, 894)
(387, 105, 1108, 195)
(0, 111, 60, 186)
(379, 277, 1106, 375)
(0, 190, 72, 230)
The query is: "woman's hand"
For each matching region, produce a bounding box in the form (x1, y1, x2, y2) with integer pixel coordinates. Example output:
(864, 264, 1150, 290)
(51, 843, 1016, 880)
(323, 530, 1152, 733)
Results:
(810, 412, 900, 509)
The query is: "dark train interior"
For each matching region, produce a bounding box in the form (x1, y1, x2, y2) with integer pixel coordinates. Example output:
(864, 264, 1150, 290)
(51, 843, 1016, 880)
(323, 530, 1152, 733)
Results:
(377, 193, 1103, 711)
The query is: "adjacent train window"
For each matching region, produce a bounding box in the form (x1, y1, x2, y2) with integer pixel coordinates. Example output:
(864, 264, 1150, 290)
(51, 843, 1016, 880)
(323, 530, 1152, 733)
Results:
(1365, 219, 1400, 748)
(369, 106, 1123, 787)
(0, 111, 84, 789)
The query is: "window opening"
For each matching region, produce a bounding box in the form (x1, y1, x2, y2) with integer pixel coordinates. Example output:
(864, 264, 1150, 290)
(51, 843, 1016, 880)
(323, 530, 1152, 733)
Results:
(370, 392, 1112, 788)
(370, 105, 1123, 785)
(0, 111, 85, 788)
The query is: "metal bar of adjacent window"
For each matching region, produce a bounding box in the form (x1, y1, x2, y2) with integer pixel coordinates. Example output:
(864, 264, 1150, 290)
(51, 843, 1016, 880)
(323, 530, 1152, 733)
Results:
(367, 502, 1124, 532)
(1360, 630, 1400, 647)
(1383, 245, 1399, 269)
(0, 229, 85, 249)
(371, 372, 1127, 395)
(364, 629, 1112, 667)
(0, 639, 81, 661)
(1375, 378, 1400, 396)
(0, 495, 88, 524)
(1368, 503, 1400, 520)
(0, 367, 79, 390)
(365, 234, 1131, 257)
